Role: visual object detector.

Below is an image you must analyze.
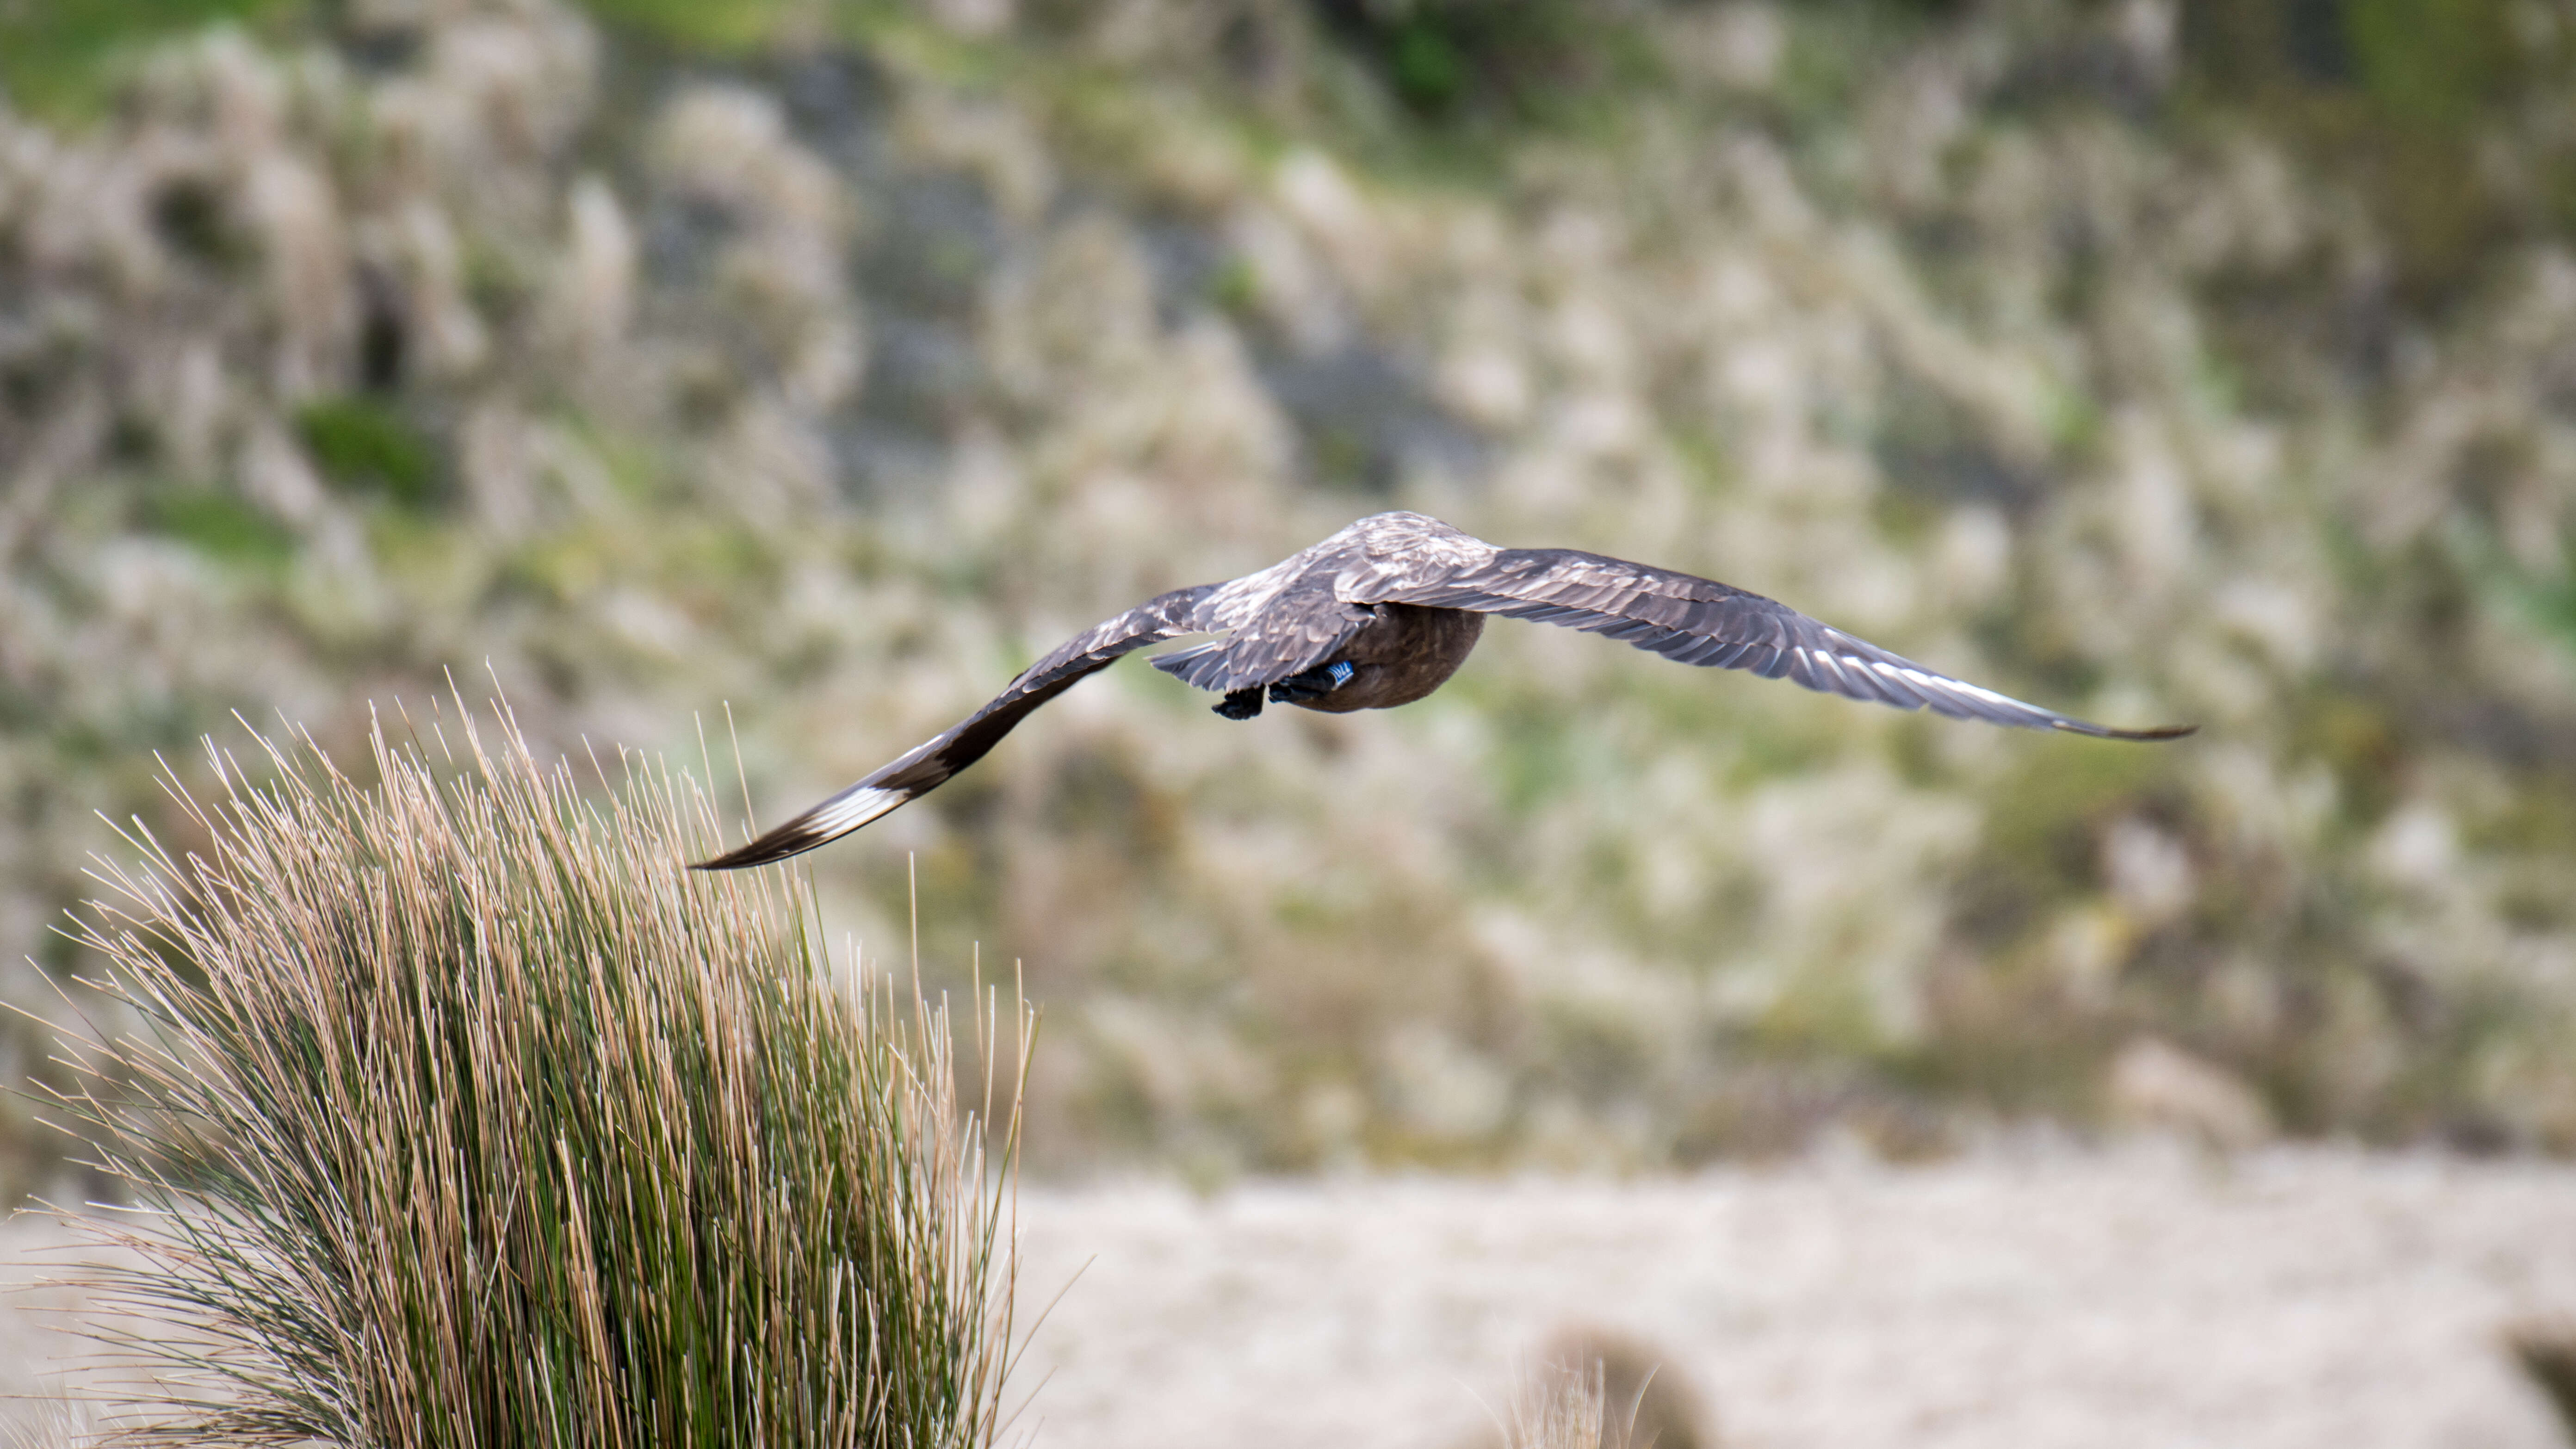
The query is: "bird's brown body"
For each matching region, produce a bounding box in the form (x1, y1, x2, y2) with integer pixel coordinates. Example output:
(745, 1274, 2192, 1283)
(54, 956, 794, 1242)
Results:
(696, 512, 2192, 870)
(1298, 604, 1486, 712)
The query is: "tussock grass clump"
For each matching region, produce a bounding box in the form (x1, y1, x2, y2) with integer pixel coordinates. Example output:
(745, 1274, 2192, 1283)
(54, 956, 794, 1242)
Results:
(1499, 1359, 1604, 1449)
(44, 706, 1024, 1448)
(1484, 1328, 1711, 1449)
(2507, 1318, 2576, 1441)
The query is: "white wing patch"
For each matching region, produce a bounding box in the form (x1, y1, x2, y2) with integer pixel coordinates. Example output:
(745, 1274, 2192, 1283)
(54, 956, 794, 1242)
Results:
(1895, 666, 2023, 709)
(806, 784, 907, 838)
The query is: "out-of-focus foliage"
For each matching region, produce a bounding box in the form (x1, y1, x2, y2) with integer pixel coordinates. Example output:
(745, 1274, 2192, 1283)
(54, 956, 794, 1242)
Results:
(2, 0, 2573, 1193)
(0, 0, 292, 118)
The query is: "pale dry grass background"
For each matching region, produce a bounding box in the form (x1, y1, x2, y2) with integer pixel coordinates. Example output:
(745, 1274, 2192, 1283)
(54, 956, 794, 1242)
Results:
(0, 1220, 124, 1448)
(997, 1146, 2576, 1449)
(13, 1143, 2575, 1447)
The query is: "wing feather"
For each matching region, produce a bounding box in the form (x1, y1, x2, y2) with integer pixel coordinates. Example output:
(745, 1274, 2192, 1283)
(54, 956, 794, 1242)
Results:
(1368, 547, 2193, 741)
(694, 583, 1218, 869)
(1146, 576, 1372, 694)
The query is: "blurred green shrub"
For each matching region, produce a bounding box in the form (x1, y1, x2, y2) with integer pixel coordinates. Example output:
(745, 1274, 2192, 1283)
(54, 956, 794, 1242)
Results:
(0, 0, 286, 116)
(297, 398, 443, 509)
(2180, 0, 2571, 306)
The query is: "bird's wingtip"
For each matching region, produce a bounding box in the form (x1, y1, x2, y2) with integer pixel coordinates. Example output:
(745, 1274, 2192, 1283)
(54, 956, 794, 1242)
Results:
(690, 783, 910, 870)
(690, 823, 834, 871)
(688, 839, 799, 872)
(2061, 720, 2199, 742)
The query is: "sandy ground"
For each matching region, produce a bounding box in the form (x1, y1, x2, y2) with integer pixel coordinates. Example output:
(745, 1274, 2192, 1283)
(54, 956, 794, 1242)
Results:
(1002, 1146, 2576, 1449)
(5, 1146, 2573, 1448)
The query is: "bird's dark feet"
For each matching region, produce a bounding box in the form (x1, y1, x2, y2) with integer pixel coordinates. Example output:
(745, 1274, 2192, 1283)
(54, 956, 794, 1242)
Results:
(1214, 688, 1264, 720)
(1267, 661, 1356, 706)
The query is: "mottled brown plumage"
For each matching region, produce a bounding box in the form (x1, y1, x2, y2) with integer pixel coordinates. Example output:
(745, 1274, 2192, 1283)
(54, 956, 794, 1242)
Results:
(695, 512, 2192, 869)
(1286, 604, 1486, 713)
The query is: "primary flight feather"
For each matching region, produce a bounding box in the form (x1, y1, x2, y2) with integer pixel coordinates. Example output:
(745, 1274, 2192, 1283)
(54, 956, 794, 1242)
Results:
(695, 512, 2192, 870)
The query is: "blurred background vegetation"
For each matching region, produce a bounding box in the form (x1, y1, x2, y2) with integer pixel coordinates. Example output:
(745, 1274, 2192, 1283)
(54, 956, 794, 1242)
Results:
(1, 0, 2572, 1194)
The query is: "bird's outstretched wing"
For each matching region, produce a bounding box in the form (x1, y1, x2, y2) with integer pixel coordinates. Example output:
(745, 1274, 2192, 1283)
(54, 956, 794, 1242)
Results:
(693, 584, 1217, 870)
(1375, 548, 2194, 740)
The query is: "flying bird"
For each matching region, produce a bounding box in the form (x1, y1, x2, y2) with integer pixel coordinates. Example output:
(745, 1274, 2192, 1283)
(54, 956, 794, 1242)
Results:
(695, 512, 2192, 869)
